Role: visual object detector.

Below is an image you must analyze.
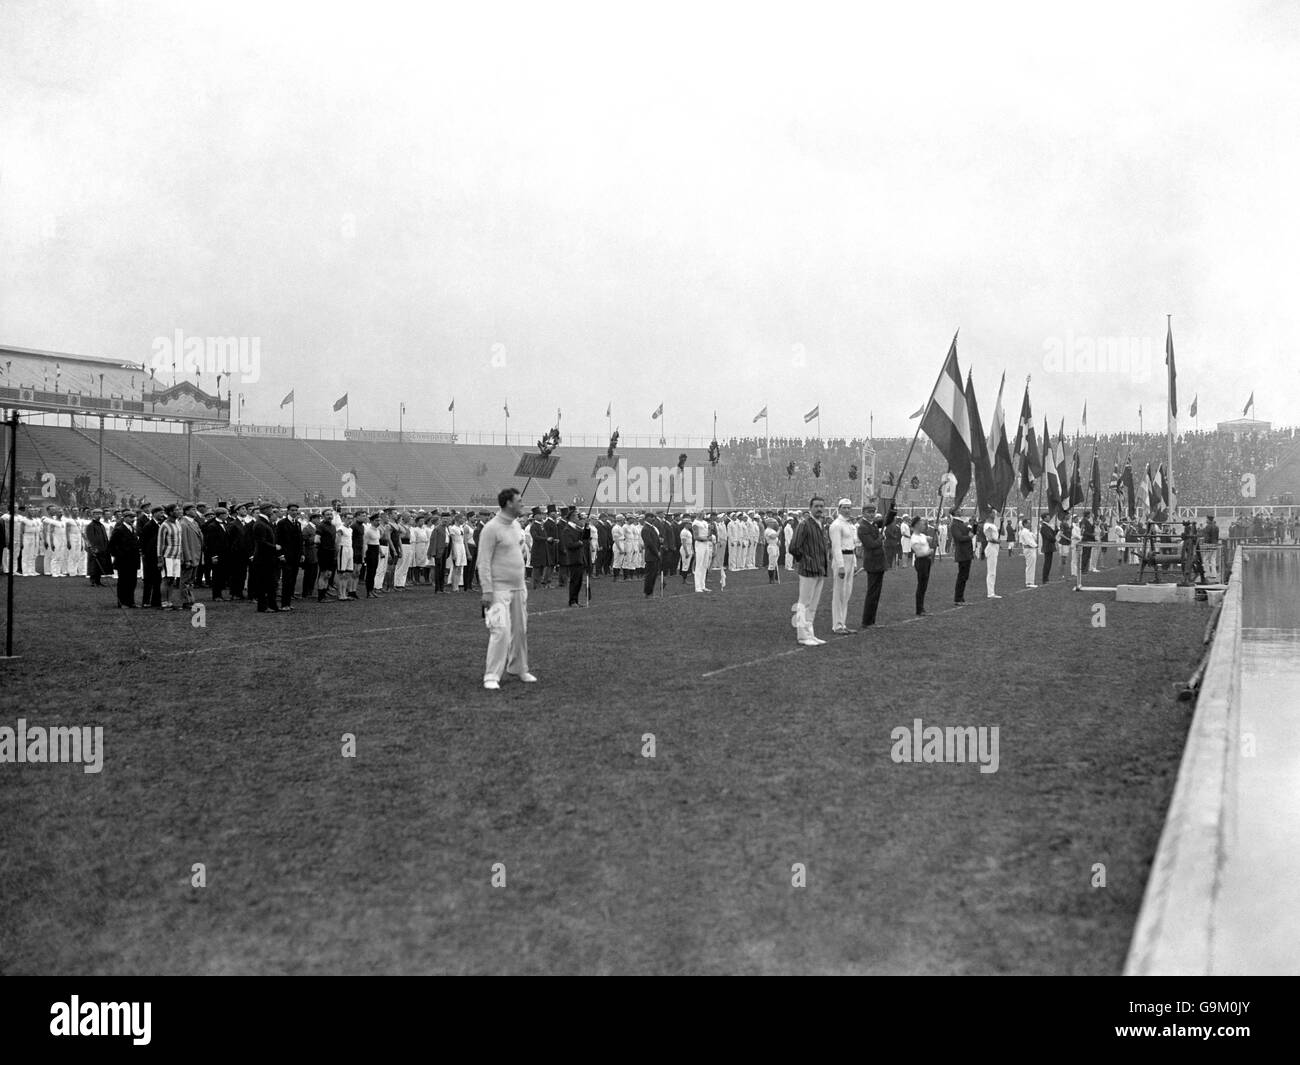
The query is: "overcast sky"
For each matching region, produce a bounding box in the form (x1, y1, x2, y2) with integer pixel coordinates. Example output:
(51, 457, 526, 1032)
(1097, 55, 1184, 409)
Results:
(3, 0, 1298, 439)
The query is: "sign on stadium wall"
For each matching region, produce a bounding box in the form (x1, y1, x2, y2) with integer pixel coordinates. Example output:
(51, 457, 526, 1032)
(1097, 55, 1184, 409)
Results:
(207, 423, 295, 437)
(343, 429, 455, 443)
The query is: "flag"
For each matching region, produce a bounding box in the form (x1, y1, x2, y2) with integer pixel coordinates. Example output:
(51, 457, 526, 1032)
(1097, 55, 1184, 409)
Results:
(1082, 400, 1087, 433)
(965, 369, 994, 515)
(988, 372, 1015, 510)
(1122, 456, 1135, 518)
(605, 402, 611, 418)
(1090, 452, 1102, 515)
(1157, 462, 1170, 518)
(1148, 463, 1169, 522)
(1166, 318, 1178, 434)
(1016, 384, 1041, 495)
(1243, 391, 1254, 416)
(448, 398, 455, 412)
(804, 405, 819, 423)
(1068, 450, 1085, 510)
(1043, 419, 1063, 517)
(651, 403, 663, 419)
(753, 406, 767, 423)
(504, 401, 510, 417)
(918, 334, 974, 509)
(908, 405, 924, 419)
(332, 393, 348, 412)
(1189, 393, 1198, 419)
(1055, 417, 1071, 514)
(280, 390, 294, 408)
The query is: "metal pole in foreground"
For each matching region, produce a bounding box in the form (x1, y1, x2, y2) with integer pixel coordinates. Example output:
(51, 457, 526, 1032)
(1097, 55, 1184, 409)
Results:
(5, 412, 18, 658)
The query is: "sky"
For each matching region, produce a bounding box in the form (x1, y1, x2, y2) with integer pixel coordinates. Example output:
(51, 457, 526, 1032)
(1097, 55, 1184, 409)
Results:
(2, 0, 1298, 440)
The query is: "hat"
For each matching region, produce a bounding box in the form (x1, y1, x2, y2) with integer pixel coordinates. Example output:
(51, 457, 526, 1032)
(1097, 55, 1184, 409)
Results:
(837, 498, 852, 508)
(258, 503, 275, 514)
(530, 506, 542, 515)
(215, 507, 229, 516)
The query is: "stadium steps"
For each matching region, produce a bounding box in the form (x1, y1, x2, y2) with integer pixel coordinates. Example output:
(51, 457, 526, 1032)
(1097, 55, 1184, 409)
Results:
(1256, 435, 1300, 501)
(70, 425, 188, 496)
(20, 424, 177, 502)
(191, 435, 284, 503)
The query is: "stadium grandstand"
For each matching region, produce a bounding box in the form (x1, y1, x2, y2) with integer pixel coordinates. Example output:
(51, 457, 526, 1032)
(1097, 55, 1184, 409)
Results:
(7, 419, 1299, 515)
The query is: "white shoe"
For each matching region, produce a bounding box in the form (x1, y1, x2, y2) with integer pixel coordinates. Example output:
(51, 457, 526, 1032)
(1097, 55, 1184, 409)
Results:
(987, 594, 1002, 599)
(483, 679, 500, 690)
(1026, 584, 1038, 588)
(799, 638, 821, 646)
(517, 672, 538, 683)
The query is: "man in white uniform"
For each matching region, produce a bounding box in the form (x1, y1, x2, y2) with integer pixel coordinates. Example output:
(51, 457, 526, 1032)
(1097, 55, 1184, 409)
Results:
(982, 506, 1002, 598)
(829, 498, 858, 634)
(479, 487, 537, 691)
(678, 519, 693, 581)
(1017, 517, 1038, 588)
(66, 508, 85, 576)
(691, 513, 713, 592)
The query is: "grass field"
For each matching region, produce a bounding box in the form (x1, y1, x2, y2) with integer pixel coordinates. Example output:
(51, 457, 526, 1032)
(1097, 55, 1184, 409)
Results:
(0, 552, 1207, 975)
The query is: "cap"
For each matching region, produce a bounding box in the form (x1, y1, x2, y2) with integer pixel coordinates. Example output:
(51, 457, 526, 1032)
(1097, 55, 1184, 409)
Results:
(837, 498, 852, 507)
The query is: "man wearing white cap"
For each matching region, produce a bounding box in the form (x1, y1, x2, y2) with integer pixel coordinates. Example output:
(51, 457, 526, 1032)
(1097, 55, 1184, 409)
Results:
(829, 498, 858, 634)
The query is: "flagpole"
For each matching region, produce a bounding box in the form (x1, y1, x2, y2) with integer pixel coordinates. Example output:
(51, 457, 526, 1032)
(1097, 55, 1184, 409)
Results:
(895, 330, 959, 505)
(292, 396, 295, 439)
(1166, 314, 1176, 514)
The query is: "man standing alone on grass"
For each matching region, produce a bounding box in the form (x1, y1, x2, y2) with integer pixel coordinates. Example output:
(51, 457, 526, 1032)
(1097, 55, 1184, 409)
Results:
(829, 498, 857, 634)
(479, 487, 537, 691)
(789, 495, 830, 646)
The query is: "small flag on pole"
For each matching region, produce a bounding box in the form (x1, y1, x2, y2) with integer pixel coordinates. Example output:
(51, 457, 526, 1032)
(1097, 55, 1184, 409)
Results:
(1243, 392, 1254, 416)
(651, 403, 663, 419)
(333, 393, 348, 412)
(1189, 393, 1198, 419)
(280, 389, 294, 408)
(504, 400, 510, 417)
(753, 405, 767, 423)
(804, 404, 819, 423)
(1081, 400, 1087, 432)
(908, 405, 924, 419)
(1166, 317, 1178, 433)
(448, 398, 455, 412)
(605, 402, 611, 418)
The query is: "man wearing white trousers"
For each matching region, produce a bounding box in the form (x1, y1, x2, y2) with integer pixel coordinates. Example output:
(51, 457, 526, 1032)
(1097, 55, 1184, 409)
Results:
(691, 514, 712, 592)
(829, 498, 858, 634)
(1017, 517, 1038, 588)
(789, 496, 831, 645)
(478, 487, 537, 691)
(982, 506, 1003, 599)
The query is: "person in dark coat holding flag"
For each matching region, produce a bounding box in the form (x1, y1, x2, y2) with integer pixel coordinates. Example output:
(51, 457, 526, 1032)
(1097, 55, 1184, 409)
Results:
(950, 507, 973, 604)
(857, 504, 892, 627)
(108, 512, 140, 607)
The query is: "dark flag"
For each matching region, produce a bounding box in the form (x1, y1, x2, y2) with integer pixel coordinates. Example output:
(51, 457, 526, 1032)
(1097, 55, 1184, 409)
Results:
(1122, 456, 1136, 518)
(1043, 418, 1062, 517)
(1090, 452, 1102, 515)
(918, 334, 974, 509)
(1015, 383, 1040, 496)
(965, 369, 994, 515)
(1055, 417, 1072, 515)
(332, 393, 348, 412)
(1069, 450, 1085, 510)
(1166, 318, 1178, 435)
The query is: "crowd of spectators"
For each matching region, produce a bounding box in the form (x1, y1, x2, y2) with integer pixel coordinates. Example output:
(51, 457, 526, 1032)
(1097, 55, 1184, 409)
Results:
(719, 427, 1298, 508)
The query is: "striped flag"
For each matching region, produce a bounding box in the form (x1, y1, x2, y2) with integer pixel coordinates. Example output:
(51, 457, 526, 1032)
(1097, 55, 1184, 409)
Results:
(966, 370, 994, 514)
(1055, 418, 1071, 514)
(280, 389, 294, 408)
(1044, 418, 1063, 517)
(918, 334, 973, 509)
(332, 393, 348, 412)
(804, 405, 819, 423)
(651, 403, 663, 419)
(753, 406, 767, 423)
(987, 371, 1015, 511)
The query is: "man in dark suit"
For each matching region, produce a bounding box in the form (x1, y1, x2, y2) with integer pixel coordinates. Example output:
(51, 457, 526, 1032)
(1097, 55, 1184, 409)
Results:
(224, 506, 248, 599)
(108, 512, 140, 608)
(559, 506, 585, 606)
(84, 509, 112, 586)
(275, 503, 304, 611)
(202, 508, 229, 600)
(640, 509, 662, 597)
(950, 507, 974, 604)
(658, 511, 677, 582)
(431, 512, 449, 593)
(252, 504, 283, 612)
(137, 505, 164, 608)
(527, 507, 548, 588)
(543, 503, 560, 589)
(857, 504, 892, 627)
(885, 517, 902, 568)
(1039, 511, 1058, 582)
(301, 512, 319, 597)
